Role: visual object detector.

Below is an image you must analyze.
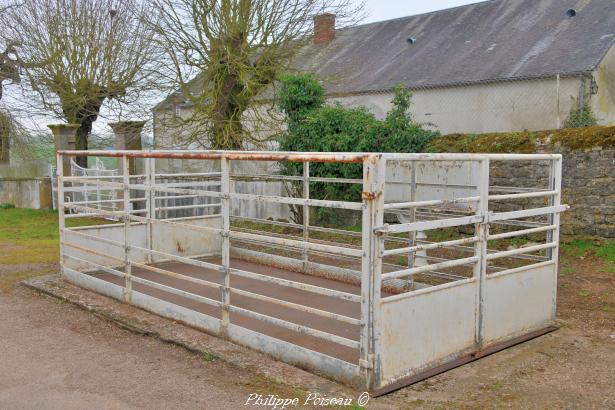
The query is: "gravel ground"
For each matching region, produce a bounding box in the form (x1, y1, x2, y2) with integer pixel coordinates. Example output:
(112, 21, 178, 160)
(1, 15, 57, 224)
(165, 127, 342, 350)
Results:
(0, 288, 311, 410)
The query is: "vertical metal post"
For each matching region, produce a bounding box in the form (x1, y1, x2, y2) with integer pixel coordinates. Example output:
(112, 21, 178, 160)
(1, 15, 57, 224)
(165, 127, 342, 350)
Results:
(407, 163, 417, 278)
(556, 74, 561, 129)
(548, 157, 562, 319)
(220, 157, 231, 334)
(56, 152, 66, 276)
(359, 154, 385, 390)
(302, 161, 310, 272)
(122, 155, 132, 303)
(371, 156, 386, 388)
(146, 157, 155, 264)
(474, 158, 490, 347)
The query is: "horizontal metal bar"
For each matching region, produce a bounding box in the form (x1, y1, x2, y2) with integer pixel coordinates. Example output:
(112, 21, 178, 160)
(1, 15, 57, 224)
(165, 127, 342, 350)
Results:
(486, 242, 556, 261)
(487, 205, 568, 223)
(59, 150, 375, 164)
(68, 197, 147, 205)
(63, 241, 125, 263)
(380, 277, 475, 304)
(230, 173, 363, 185)
(131, 275, 222, 309)
(228, 267, 361, 302)
(384, 196, 479, 210)
(230, 230, 362, 258)
(382, 236, 479, 257)
(229, 287, 360, 325)
(130, 260, 222, 290)
(489, 190, 559, 201)
(150, 181, 221, 188)
(231, 215, 363, 238)
(155, 194, 202, 201)
(155, 203, 221, 212)
(227, 304, 360, 349)
(64, 203, 147, 215)
(155, 172, 221, 178)
(228, 191, 363, 211)
(381, 256, 479, 281)
(63, 177, 125, 188)
(382, 153, 561, 161)
(487, 225, 557, 241)
(64, 254, 125, 278)
(378, 215, 483, 234)
(489, 260, 555, 278)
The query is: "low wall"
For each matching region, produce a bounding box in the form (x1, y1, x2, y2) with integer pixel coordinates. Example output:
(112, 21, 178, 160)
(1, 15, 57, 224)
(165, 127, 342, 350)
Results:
(0, 177, 52, 209)
(428, 126, 615, 237)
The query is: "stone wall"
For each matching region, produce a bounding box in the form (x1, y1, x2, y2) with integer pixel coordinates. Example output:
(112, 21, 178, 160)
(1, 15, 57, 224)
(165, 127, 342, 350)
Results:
(0, 177, 52, 209)
(429, 126, 615, 238)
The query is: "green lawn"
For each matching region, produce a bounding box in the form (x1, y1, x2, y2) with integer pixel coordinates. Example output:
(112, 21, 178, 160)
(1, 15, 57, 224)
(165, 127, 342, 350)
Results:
(0, 208, 110, 292)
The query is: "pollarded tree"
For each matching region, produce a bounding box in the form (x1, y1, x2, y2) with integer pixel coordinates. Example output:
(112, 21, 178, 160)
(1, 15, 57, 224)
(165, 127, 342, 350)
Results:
(1, 0, 163, 166)
(150, 0, 365, 150)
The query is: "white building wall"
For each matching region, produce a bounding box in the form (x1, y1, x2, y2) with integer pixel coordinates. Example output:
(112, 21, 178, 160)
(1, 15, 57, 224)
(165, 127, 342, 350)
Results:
(332, 77, 584, 135)
(592, 43, 615, 126)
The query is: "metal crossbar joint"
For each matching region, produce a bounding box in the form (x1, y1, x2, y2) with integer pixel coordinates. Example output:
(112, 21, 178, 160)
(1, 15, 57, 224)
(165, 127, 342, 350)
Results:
(359, 356, 373, 369)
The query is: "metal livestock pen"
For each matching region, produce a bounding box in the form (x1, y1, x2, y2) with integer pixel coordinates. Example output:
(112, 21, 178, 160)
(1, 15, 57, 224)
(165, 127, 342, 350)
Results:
(56, 150, 566, 395)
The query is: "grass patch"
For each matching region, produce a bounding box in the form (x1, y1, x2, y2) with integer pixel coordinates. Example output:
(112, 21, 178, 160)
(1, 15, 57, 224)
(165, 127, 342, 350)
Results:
(201, 352, 218, 362)
(579, 289, 590, 297)
(561, 266, 575, 276)
(561, 239, 597, 258)
(0, 208, 111, 292)
(602, 302, 615, 313)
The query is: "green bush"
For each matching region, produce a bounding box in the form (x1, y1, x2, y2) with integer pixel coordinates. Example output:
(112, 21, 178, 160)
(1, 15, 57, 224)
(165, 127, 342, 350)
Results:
(564, 102, 598, 128)
(276, 75, 439, 223)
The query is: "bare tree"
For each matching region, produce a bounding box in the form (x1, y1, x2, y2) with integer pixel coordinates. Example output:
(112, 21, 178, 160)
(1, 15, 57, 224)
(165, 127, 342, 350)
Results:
(151, 0, 365, 150)
(1, 0, 164, 166)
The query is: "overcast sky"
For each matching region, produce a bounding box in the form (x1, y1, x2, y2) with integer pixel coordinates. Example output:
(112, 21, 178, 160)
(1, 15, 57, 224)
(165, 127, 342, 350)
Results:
(361, 0, 479, 23)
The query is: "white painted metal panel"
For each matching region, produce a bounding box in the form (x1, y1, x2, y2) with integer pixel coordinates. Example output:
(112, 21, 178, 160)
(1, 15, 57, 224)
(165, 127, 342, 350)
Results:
(378, 280, 477, 385)
(482, 264, 556, 343)
(415, 161, 478, 207)
(152, 216, 222, 261)
(64, 224, 148, 270)
(385, 160, 478, 209)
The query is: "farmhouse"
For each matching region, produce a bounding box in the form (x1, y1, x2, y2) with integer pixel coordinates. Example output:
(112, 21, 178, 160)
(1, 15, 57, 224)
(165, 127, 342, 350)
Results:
(153, 0, 615, 145)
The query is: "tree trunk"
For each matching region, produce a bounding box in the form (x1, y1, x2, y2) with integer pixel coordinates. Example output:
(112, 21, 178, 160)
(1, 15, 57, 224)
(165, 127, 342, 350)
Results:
(0, 113, 10, 164)
(74, 119, 92, 168)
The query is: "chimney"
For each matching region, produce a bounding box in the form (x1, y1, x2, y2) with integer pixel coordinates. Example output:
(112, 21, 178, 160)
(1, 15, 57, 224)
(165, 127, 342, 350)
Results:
(313, 13, 335, 45)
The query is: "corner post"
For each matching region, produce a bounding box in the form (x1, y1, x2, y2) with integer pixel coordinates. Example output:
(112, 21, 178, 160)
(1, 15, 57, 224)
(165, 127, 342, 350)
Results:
(360, 154, 385, 390)
(220, 157, 231, 334)
(548, 156, 562, 319)
(122, 155, 132, 303)
(474, 158, 490, 348)
(56, 152, 66, 277)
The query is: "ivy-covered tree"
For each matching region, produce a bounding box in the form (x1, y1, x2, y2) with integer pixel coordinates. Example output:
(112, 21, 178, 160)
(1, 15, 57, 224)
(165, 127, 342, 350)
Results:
(1, 0, 162, 166)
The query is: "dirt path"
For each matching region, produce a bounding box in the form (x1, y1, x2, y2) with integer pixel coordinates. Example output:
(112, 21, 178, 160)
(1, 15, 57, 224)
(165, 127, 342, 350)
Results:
(0, 288, 300, 410)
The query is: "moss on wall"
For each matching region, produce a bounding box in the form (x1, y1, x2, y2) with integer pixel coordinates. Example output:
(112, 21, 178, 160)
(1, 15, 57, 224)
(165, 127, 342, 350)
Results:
(428, 126, 615, 153)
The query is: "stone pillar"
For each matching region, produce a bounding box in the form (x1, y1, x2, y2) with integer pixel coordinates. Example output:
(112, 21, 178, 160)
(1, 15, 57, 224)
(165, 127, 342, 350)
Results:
(110, 121, 146, 211)
(109, 121, 145, 176)
(48, 124, 79, 177)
